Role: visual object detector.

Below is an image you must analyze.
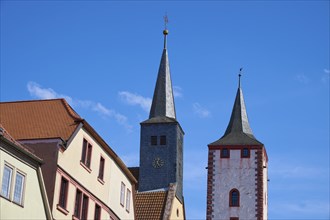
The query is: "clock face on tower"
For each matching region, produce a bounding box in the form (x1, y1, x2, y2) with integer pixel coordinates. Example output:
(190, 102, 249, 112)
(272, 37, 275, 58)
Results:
(152, 157, 164, 168)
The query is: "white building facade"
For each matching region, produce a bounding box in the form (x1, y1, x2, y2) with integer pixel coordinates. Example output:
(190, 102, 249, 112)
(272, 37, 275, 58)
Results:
(207, 79, 268, 220)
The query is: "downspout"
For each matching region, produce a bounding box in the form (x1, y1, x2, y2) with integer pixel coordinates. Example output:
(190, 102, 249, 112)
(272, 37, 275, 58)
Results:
(37, 166, 53, 220)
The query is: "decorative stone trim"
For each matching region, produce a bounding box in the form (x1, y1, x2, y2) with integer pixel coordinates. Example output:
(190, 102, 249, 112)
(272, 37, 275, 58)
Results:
(255, 148, 264, 220)
(206, 150, 215, 220)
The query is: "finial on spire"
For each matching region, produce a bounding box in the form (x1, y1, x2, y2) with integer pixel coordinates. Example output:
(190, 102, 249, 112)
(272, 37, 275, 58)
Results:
(163, 14, 169, 48)
(238, 68, 243, 88)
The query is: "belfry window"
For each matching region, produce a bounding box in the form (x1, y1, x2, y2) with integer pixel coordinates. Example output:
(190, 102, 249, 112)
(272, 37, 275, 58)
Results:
(221, 148, 229, 158)
(241, 148, 250, 158)
(229, 189, 240, 207)
(151, 136, 157, 145)
(160, 135, 167, 145)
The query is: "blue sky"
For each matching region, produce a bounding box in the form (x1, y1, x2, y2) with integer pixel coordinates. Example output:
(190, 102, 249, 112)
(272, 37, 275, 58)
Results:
(1, 1, 329, 219)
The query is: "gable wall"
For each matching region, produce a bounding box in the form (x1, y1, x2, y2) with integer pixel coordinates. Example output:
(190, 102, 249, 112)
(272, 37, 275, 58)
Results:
(0, 144, 47, 220)
(54, 128, 134, 220)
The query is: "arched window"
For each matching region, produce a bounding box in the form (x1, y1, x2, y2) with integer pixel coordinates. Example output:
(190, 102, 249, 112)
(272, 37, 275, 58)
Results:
(229, 189, 240, 207)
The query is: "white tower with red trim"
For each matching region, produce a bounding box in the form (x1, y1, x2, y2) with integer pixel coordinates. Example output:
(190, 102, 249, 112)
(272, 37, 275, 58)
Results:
(206, 75, 268, 220)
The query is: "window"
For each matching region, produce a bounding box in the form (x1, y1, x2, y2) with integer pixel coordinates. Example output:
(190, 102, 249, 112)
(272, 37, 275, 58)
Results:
(74, 189, 82, 218)
(1, 165, 26, 206)
(241, 148, 250, 158)
(13, 172, 25, 205)
(58, 177, 69, 209)
(151, 136, 157, 145)
(221, 148, 230, 158)
(94, 204, 101, 220)
(126, 189, 131, 212)
(229, 189, 240, 207)
(1, 165, 13, 199)
(81, 139, 92, 168)
(120, 182, 125, 206)
(230, 218, 239, 220)
(81, 194, 89, 220)
(160, 135, 167, 145)
(98, 157, 105, 181)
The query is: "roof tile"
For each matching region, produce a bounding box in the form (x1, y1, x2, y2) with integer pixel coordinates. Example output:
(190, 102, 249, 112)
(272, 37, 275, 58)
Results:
(0, 99, 81, 141)
(136, 191, 167, 220)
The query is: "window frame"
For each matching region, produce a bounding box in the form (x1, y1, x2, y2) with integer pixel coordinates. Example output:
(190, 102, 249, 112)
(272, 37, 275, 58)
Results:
(1, 164, 13, 199)
(12, 171, 25, 205)
(94, 203, 101, 220)
(160, 135, 167, 145)
(126, 188, 131, 213)
(241, 148, 250, 158)
(98, 156, 105, 182)
(81, 194, 89, 220)
(229, 188, 240, 207)
(151, 136, 157, 146)
(73, 189, 82, 218)
(58, 176, 69, 210)
(220, 148, 230, 158)
(120, 182, 125, 207)
(81, 138, 93, 170)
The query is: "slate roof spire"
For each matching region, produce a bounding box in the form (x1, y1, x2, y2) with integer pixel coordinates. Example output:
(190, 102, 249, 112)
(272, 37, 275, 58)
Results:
(224, 73, 254, 137)
(209, 72, 263, 146)
(148, 25, 176, 120)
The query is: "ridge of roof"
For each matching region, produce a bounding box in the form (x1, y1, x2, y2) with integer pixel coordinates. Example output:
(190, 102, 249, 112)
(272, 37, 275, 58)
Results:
(149, 31, 176, 120)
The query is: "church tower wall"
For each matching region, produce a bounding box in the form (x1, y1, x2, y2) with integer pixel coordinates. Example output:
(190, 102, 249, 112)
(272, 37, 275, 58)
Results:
(207, 146, 265, 219)
(139, 122, 184, 200)
(207, 75, 268, 220)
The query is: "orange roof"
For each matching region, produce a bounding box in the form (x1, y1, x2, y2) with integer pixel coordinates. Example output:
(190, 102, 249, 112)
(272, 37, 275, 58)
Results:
(0, 99, 137, 184)
(136, 191, 167, 220)
(0, 99, 81, 141)
(0, 124, 43, 163)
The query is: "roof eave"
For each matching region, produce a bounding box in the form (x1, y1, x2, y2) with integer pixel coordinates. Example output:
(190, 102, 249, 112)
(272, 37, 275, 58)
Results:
(81, 120, 138, 184)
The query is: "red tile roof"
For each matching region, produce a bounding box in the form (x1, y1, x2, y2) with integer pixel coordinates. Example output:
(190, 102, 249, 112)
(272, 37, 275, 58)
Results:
(0, 99, 81, 141)
(0, 99, 137, 184)
(136, 191, 167, 220)
(0, 124, 43, 163)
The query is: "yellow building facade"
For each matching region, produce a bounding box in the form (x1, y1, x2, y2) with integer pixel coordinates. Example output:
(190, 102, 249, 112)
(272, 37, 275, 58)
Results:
(0, 125, 52, 220)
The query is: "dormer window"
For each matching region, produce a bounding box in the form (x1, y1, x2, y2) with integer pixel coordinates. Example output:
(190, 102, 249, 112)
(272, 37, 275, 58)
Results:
(221, 148, 229, 158)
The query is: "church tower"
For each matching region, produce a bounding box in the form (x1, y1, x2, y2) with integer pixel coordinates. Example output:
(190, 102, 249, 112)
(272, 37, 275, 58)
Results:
(206, 74, 268, 220)
(138, 26, 184, 202)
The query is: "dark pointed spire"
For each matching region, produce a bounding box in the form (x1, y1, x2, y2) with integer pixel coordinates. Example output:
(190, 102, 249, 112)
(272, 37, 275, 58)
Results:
(148, 25, 176, 120)
(223, 77, 254, 137)
(209, 73, 262, 146)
